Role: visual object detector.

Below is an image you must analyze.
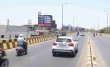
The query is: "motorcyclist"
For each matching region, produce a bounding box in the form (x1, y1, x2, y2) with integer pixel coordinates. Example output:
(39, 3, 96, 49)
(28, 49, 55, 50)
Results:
(17, 34, 27, 54)
(93, 33, 95, 37)
(77, 32, 79, 36)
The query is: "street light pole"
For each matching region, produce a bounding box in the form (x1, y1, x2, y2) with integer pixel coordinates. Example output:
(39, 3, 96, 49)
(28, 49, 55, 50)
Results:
(61, 3, 68, 30)
(62, 4, 63, 30)
(104, 11, 109, 33)
(73, 17, 74, 28)
(107, 11, 108, 33)
(97, 19, 99, 30)
(73, 17, 75, 32)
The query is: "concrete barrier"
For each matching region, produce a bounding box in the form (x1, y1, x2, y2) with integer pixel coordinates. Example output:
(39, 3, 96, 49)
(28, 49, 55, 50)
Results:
(0, 35, 56, 50)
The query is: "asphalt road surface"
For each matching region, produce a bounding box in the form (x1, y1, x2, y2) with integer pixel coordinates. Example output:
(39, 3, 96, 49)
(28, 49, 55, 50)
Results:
(6, 35, 86, 67)
(91, 34, 110, 67)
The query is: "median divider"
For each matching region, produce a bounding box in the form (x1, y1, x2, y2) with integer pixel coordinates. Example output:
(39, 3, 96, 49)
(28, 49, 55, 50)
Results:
(76, 35, 106, 67)
(85, 36, 98, 67)
(0, 35, 56, 50)
(85, 36, 107, 67)
(90, 37, 107, 67)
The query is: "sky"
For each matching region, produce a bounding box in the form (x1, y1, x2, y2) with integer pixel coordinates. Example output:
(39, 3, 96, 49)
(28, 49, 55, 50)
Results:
(0, 0, 110, 29)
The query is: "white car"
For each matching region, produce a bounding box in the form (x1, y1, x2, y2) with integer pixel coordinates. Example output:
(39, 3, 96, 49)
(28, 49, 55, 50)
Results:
(52, 36, 78, 57)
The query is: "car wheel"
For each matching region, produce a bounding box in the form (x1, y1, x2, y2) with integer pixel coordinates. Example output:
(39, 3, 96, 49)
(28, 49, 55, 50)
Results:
(52, 52, 56, 57)
(76, 44, 78, 53)
(0, 58, 9, 67)
(17, 51, 21, 56)
(24, 52, 27, 55)
(76, 49, 78, 53)
(71, 51, 76, 57)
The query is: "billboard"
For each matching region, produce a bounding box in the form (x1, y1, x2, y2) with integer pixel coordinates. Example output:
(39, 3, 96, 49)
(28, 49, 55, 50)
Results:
(44, 15, 52, 23)
(38, 15, 44, 24)
(38, 15, 52, 24)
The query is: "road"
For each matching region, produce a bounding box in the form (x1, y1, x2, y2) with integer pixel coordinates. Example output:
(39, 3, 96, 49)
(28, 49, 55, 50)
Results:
(6, 35, 86, 67)
(91, 34, 110, 67)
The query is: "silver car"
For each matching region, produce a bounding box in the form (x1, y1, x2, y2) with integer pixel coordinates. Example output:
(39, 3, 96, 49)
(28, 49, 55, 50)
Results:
(52, 36, 78, 57)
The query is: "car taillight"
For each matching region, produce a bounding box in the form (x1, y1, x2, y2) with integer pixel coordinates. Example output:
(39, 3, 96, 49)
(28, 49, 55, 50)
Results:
(53, 43, 57, 46)
(68, 43, 74, 46)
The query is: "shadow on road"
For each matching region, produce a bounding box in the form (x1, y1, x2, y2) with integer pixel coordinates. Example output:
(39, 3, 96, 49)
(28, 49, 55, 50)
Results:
(53, 53, 77, 58)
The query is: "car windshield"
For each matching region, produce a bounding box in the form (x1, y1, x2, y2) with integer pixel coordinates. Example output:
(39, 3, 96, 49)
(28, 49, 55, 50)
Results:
(56, 38, 71, 42)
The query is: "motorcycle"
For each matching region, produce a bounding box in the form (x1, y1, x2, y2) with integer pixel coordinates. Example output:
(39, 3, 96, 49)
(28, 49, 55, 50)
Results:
(77, 32, 79, 36)
(93, 34, 95, 37)
(16, 42, 27, 56)
(93, 33, 95, 37)
(0, 50, 9, 67)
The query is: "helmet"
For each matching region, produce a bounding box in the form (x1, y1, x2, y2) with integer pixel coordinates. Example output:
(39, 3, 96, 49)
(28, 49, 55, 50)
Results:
(19, 34, 23, 37)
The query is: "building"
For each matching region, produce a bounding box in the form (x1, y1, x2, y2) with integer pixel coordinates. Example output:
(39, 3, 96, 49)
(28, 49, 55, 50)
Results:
(0, 25, 39, 39)
(63, 25, 85, 32)
(51, 20, 57, 29)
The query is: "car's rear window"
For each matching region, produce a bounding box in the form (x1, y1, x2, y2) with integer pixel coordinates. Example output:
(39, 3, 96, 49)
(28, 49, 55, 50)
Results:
(56, 38, 71, 42)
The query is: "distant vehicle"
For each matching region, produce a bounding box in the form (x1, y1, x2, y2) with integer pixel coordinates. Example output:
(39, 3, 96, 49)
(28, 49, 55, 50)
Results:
(0, 50, 9, 67)
(80, 32, 85, 36)
(80, 34, 85, 36)
(52, 36, 78, 57)
(55, 31, 61, 38)
(77, 32, 79, 36)
(93, 33, 95, 37)
(56, 34, 60, 38)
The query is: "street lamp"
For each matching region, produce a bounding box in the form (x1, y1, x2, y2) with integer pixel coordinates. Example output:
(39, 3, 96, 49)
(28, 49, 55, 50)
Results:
(104, 10, 109, 33)
(62, 3, 68, 30)
(98, 19, 99, 31)
(73, 16, 76, 31)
